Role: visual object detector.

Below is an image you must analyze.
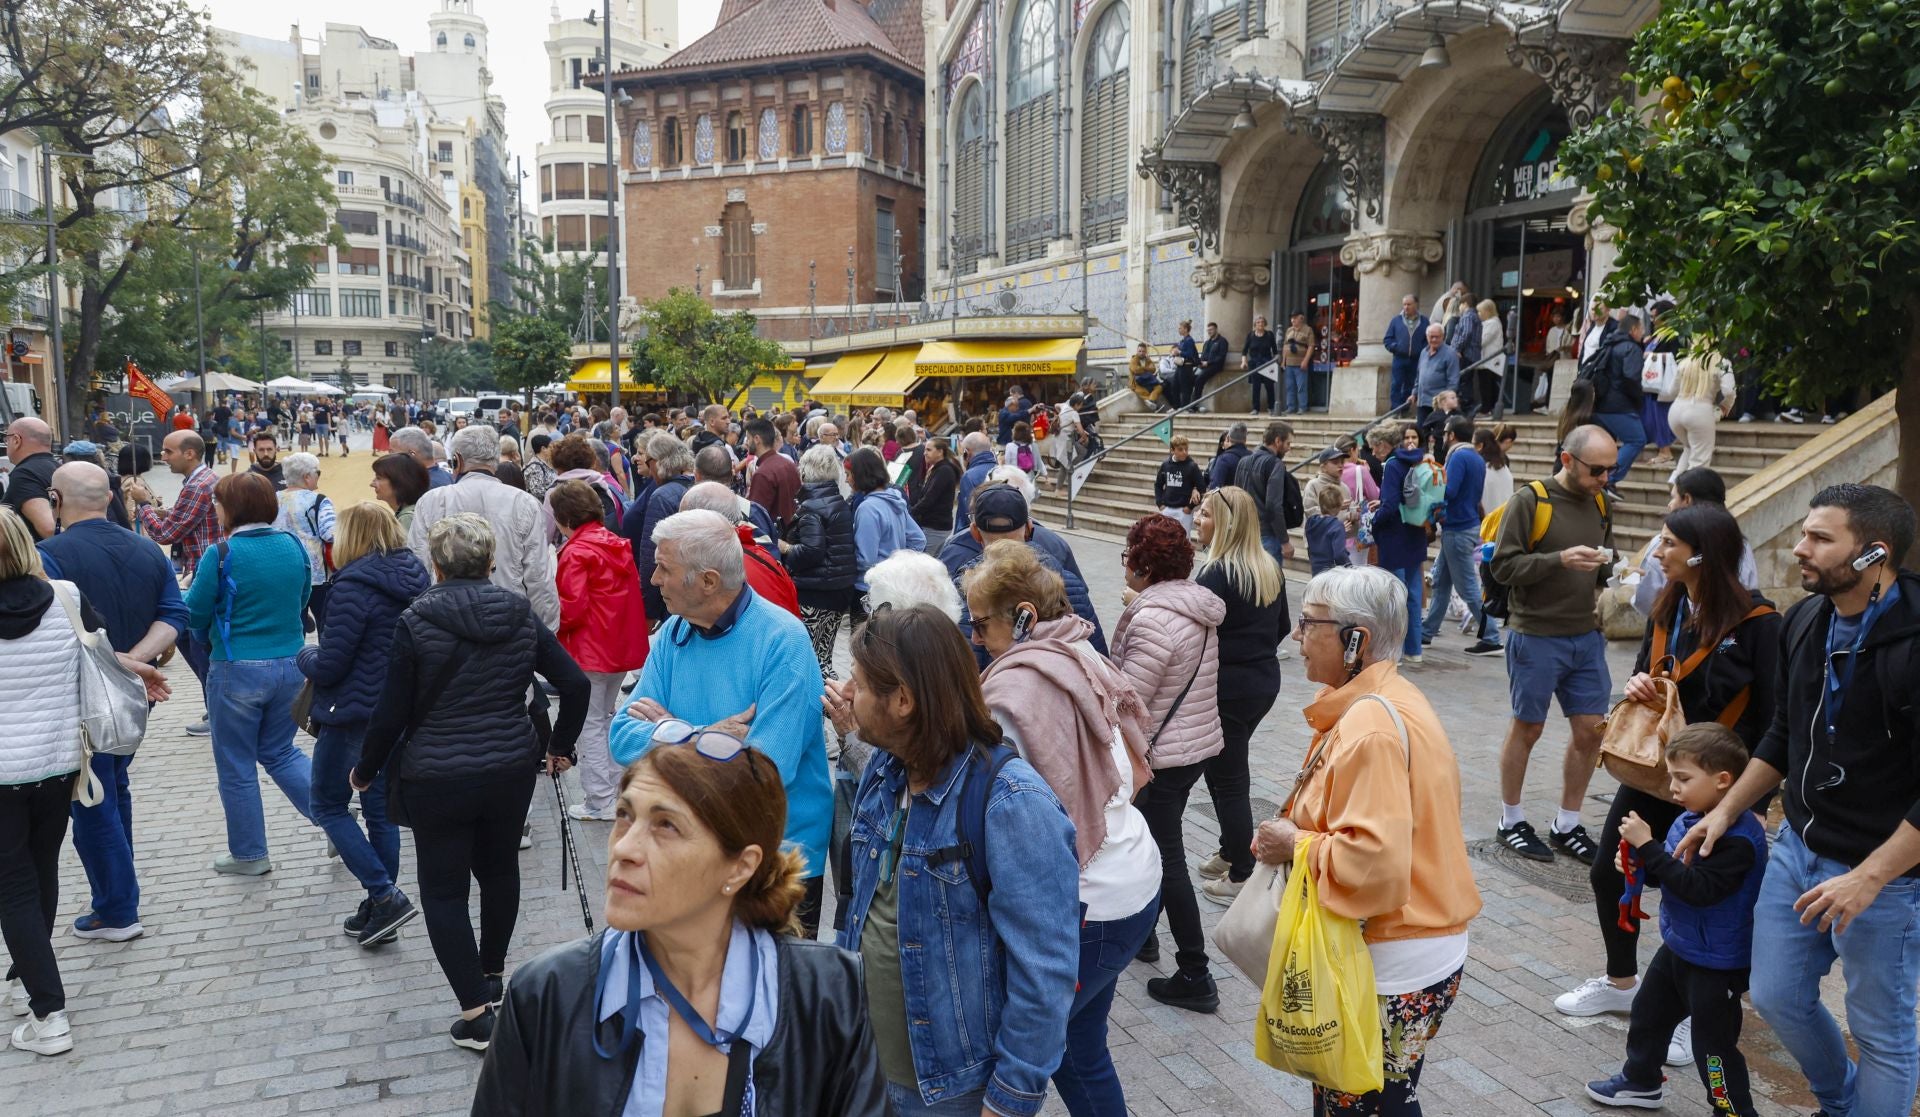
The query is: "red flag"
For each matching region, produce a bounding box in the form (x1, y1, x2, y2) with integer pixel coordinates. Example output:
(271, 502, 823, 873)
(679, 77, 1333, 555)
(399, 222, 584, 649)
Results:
(126, 359, 172, 421)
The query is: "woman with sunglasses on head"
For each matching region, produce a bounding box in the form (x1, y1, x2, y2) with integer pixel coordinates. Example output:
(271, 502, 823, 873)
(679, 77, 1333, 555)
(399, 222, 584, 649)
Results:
(472, 738, 889, 1116)
(838, 604, 1081, 1117)
(1555, 504, 1780, 1045)
(964, 541, 1163, 1116)
(350, 513, 589, 1051)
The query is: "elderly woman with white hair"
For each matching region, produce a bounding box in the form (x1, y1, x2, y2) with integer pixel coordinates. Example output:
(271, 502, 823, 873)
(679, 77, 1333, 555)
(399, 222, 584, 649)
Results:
(274, 452, 336, 630)
(782, 442, 859, 676)
(1252, 565, 1481, 1116)
(351, 513, 589, 1051)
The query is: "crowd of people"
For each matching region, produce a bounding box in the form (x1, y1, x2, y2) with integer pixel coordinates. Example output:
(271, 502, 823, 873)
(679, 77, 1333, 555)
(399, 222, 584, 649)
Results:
(4, 375, 1920, 1117)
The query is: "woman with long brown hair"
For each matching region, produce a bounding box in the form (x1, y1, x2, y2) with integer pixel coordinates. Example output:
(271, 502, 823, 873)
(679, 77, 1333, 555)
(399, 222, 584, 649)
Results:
(473, 741, 889, 1114)
(1555, 503, 1781, 1055)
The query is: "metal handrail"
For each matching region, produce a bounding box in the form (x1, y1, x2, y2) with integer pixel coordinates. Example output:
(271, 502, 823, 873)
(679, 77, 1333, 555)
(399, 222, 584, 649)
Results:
(1061, 361, 1416, 528)
(1063, 357, 1279, 529)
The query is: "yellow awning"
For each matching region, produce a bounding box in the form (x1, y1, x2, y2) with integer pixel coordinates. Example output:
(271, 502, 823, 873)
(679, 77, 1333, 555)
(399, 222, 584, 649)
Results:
(842, 345, 923, 405)
(567, 360, 651, 391)
(915, 337, 1083, 378)
(811, 350, 886, 400)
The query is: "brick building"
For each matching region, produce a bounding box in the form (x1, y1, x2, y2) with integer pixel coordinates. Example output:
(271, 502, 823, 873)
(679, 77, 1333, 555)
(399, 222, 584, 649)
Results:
(602, 0, 926, 342)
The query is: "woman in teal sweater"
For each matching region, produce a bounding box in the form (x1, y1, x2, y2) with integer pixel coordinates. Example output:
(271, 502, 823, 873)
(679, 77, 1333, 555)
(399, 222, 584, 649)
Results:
(184, 472, 316, 876)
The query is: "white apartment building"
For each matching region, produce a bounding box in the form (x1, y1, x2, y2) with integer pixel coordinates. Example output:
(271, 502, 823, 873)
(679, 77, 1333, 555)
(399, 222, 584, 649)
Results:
(535, 1, 675, 294)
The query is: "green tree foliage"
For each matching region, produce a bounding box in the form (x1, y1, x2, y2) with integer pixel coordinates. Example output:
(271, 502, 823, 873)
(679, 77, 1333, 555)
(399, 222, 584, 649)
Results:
(498, 235, 604, 340)
(636, 288, 787, 403)
(1560, 0, 1920, 502)
(490, 314, 574, 405)
(413, 337, 492, 394)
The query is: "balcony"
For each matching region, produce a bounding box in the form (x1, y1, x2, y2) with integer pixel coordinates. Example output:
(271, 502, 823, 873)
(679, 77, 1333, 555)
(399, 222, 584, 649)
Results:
(387, 273, 425, 291)
(385, 231, 425, 253)
(9, 293, 50, 325)
(0, 189, 40, 218)
(383, 188, 426, 215)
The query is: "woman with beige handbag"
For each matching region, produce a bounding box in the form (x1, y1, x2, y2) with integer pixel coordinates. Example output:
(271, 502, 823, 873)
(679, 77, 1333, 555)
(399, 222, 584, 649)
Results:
(1556, 503, 1782, 1052)
(1230, 566, 1481, 1116)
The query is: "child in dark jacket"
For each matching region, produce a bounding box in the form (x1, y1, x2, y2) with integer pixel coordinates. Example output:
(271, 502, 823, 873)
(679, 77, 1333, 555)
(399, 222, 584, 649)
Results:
(1586, 724, 1768, 1115)
(1304, 481, 1350, 575)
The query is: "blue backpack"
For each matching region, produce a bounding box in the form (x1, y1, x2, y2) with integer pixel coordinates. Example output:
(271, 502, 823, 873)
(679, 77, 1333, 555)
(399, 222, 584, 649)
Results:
(926, 740, 1018, 908)
(1399, 455, 1448, 526)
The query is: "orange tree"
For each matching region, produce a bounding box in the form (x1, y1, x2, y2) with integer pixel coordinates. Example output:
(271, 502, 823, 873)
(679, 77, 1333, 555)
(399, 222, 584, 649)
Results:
(1560, 0, 1920, 506)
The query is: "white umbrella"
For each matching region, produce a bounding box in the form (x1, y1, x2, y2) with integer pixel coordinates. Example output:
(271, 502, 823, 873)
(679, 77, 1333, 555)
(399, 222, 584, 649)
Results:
(350, 386, 397, 398)
(265, 375, 309, 391)
(305, 381, 345, 396)
(165, 370, 270, 394)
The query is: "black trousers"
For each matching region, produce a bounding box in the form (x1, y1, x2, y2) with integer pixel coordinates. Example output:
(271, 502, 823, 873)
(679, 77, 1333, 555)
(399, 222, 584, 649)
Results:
(793, 875, 825, 940)
(1589, 784, 1685, 979)
(1208, 689, 1278, 883)
(0, 774, 71, 1017)
(403, 773, 535, 1012)
(1134, 759, 1210, 975)
(1622, 946, 1758, 1116)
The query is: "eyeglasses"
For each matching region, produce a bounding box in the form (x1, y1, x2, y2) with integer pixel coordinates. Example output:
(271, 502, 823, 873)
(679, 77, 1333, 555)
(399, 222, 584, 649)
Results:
(1294, 616, 1342, 637)
(1571, 457, 1614, 479)
(653, 719, 765, 785)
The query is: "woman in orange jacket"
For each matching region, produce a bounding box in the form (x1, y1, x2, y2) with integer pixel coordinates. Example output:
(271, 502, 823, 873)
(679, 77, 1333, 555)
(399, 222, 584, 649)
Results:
(1253, 565, 1480, 1117)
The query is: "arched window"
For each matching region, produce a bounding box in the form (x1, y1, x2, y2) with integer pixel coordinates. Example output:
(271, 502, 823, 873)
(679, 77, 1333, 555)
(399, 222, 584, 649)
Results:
(1181, 0, 1245, 105)
(662, 117, 683, 165)
(1080, 4, 1130, 245)
(463, 33, 476, 51)
(1005, 0, 1060, 264)
(881, 111, 895, 164)
(861, 105, 875, 158)
(720, 201, 755, 291)
(725, 111, 748, 162)
(436, 31, 447, 48)
(791, 104, 814, 156)
(953, 84, 987, 272)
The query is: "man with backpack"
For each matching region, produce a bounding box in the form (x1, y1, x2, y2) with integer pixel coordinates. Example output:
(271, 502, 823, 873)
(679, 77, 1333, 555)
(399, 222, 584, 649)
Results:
(1422, 415, 1502, 657)
(1676, 484, 1920, 1117)
(1486, 424, 1619, 864)
(1586, 312, 1649, 496)
(1207, 422, 1253, 490)
(1233, 420, 1303, 582)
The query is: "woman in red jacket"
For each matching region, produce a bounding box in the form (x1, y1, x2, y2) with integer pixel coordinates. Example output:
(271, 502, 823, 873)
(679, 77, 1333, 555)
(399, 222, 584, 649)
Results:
(549, 481, 648, 822)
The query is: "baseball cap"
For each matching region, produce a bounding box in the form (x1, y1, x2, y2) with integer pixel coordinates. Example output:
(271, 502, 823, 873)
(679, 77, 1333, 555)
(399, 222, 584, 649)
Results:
(971, 485, 1031, 535)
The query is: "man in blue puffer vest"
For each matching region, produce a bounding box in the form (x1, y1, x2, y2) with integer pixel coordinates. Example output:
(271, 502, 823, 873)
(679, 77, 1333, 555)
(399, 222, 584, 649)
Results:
(1585, 724, 1767, 1115)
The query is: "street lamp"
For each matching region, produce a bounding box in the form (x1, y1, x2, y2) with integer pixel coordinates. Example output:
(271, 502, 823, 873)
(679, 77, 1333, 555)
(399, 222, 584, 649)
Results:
(594, 5, 626, 414)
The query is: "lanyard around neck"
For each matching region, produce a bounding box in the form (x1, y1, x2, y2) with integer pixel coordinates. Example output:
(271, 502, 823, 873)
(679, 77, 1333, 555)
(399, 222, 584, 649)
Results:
(592, 929, 759, 1061)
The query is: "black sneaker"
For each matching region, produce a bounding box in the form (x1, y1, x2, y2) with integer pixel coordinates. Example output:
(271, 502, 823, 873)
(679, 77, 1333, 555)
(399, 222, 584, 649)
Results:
(1551, 824, 1600, 865)
(1421, 633, 1435, 646)
(1146, 970, 1219, 1014)
(358, 890, 419, 948)
(486, 973, 505, 1007)
(1135, 937, 1160, 965)
(1464, 640, 1504, 657)
(1497, 821, 1554, 862)
(451, 1007, 495, 1052)
(342, 896, 373, 938)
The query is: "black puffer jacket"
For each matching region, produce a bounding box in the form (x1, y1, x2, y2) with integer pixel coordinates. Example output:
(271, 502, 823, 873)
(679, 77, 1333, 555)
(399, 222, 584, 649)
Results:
(472, 931, 888, 1117)
(784, 479, 857, 592)
(296, 547, 431, 726)
(354, 579, 589, 785)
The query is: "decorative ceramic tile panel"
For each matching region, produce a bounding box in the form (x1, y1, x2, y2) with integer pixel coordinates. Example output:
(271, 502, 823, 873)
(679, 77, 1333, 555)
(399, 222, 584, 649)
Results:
(757, 108, 778, 160)
(1147, 246, 1198, 344)
(694, 113, 714, 164)
(632, 120, 652, 170)
(825, 102, 847, 154)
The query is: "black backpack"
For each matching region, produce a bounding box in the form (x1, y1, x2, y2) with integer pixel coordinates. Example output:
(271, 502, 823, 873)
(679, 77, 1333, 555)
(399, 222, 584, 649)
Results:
(925, 740, 1019, 909)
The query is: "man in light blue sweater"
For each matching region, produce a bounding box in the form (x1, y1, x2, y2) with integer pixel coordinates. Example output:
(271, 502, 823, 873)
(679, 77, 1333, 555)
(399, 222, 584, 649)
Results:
(609, 508, 833, 934)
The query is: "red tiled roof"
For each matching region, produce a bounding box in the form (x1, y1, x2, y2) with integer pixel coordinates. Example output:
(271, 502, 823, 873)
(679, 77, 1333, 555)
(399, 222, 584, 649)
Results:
(628, 0, 920, 77)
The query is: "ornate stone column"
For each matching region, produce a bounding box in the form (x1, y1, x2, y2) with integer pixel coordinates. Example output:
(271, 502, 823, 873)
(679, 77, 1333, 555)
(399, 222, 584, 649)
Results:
(1334, 228, 1443, 415)
(1192, 258, 1272, 410)
(1549, 192, 1619, 413)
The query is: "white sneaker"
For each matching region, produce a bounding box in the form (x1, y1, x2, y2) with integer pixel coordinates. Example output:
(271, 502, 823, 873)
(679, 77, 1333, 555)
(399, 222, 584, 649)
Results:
(1554, 975, 1638, 1017)
(1275, 646, 1292, 660)
(566, 803, 614, 823)
(1199, 876, 1245, 904)
(1196, 853, 1231, 881)
(11, 1010, 71, 1056)
(1404, 654, 1424, 665)
(1665, 1017, 1694, 1066)
(3, 980, 28, 1017)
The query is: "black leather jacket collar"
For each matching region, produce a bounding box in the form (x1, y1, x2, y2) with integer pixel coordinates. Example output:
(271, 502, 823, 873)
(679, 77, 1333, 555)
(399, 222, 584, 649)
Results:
(471, 930, 889, 1117)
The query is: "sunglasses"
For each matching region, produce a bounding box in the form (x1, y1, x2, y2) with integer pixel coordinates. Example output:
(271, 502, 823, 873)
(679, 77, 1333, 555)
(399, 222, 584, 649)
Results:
(653, 719, 765, 784)
(1571, 457, 1614, 479)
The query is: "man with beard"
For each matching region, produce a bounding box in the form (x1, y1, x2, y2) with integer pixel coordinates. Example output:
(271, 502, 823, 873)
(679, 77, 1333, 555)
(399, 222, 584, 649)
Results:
(1678, 483, 1920, 1117)
(247, 430, 285, 491)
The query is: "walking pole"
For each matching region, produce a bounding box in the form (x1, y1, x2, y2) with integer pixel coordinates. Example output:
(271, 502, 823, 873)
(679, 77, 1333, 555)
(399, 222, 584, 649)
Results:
(549, 770, 596, 932)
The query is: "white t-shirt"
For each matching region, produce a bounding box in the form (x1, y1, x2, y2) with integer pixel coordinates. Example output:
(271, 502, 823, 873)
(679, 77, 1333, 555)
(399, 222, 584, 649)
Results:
(1368, 931, 1470, 996)
(1480, 464, 1514, 517)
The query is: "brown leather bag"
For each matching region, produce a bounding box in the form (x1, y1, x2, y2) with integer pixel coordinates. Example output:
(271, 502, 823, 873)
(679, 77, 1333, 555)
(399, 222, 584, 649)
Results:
(1598, 603, 1774, 801)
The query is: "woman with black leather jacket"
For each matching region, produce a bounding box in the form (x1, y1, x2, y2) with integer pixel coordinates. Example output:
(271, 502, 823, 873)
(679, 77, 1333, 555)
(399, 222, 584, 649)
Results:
(1554, 502, 1781, 1041)
(471, 738, 888, 1116)
(779, 443, 859, 677)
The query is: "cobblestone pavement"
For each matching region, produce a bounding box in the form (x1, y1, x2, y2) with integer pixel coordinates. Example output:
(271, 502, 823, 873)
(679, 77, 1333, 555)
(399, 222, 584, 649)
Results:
(3, 477, 1843, 1115)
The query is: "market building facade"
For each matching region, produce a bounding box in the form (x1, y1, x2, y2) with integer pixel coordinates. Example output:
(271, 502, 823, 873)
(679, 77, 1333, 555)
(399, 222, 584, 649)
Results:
(923, 0, 1649, 411)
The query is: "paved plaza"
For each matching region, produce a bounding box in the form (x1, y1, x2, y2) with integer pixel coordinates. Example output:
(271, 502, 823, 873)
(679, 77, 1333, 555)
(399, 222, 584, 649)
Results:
(1, 452, 1842, 1114)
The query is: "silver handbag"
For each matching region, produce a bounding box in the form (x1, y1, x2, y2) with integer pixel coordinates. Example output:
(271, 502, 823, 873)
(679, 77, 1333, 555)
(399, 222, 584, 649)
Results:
(50, 581, 150, 757)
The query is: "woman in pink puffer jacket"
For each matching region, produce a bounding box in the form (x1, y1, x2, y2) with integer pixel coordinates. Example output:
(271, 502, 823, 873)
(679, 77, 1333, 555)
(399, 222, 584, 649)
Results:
(1111, 513, 1225, 979)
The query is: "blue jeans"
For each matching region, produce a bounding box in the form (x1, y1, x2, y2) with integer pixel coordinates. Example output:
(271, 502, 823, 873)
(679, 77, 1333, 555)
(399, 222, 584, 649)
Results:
(1389, 365, 1415, 415)
(1385, 565, 1424, 658)
(179, 628, 210, 690)
(1422, 530, 1498, 643)
(69, 751, 138, 926)
(1055, 895, 1160, 1116)
(206, 657, 314, 861)
(886, 1084, 985, 1115)
(1251, 371, 1277, 413)
(1750, 824, 1920, 1117)
(310, 721, 400, 898)
(1285, 365, 1310, 413)
(1592, 411, 1647, 486)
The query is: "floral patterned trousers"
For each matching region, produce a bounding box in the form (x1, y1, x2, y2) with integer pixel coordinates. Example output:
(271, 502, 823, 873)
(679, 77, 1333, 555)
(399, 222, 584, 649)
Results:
(1313, 968, 1464, 1117)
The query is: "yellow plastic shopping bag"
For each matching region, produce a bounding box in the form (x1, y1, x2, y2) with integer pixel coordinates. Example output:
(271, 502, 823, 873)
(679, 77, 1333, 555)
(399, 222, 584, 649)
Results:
(1252, 836, 1384, 1096)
